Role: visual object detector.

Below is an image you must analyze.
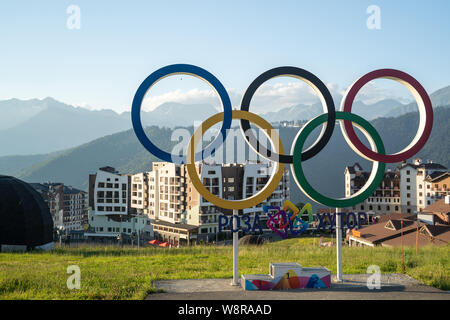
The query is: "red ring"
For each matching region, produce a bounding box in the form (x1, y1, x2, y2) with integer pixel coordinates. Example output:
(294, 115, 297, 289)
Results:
(342, 69, 433, 163)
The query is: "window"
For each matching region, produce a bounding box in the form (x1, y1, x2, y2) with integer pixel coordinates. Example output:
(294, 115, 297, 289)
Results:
(406, 170, 410, 175)
(407, 186, 410, 190)
(419, 184, 422, 189)
(395, 206, 399, 211)
(406, 178, 410, 182)
(208, 170, 216, 175)
(407, 193, 411, 198)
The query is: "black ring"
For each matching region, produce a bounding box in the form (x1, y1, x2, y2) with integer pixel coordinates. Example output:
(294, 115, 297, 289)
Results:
(239, 66, 336, 163)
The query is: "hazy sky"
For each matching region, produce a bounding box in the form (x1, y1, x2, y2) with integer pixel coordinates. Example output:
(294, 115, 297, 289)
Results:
(0, 0, 449, 113)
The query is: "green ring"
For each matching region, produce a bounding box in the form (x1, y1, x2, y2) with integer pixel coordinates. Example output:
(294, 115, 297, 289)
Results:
(291, 111, 386, 208)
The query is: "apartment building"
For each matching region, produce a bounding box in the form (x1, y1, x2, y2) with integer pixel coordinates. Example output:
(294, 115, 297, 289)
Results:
(89, 166, 130, 215)
(63, 186, 89, 230)
(345, 158, 448, 215)
(88, 167, 153, 240)
(147, 161, 290, 245)
(399, 158, 448, 213)
(345, 163, 402, 215)
(130, 172, 149, 212)
(30, 182, 88, 231)
(424, 172, 450, 208)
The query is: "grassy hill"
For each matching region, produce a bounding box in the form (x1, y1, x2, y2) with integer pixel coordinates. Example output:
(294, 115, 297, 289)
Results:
(0, 239, 448, 299)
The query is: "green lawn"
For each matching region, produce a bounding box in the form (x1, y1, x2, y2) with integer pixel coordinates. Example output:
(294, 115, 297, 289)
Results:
(0, 238, 448, 300)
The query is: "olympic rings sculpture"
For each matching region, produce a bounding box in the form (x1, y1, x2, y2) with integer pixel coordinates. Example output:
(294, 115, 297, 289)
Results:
(131, 64, 433, 210)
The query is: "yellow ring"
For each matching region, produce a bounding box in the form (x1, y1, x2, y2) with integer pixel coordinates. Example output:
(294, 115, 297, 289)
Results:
(186, 110, 285, 210)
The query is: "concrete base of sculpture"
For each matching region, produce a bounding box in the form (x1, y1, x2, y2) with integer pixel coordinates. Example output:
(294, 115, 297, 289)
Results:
(242, 262, 331, 290)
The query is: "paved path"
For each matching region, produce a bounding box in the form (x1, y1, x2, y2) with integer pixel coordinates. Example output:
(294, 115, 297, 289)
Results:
(147, 274, 449, 300)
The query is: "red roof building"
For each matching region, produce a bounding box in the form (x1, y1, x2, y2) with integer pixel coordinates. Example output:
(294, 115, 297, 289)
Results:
(348, 197, 450, 247)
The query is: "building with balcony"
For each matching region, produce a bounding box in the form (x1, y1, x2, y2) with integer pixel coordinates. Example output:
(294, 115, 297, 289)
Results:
(345, 163, 401, 215)
(88, 167, 153, 241)
(399, 158, 448, 213)
(146, 161, 290, 245)
(89, 166, 130, 215)
(345, 159, 448, 216)
(87, 162, 290, 246)
(30, 182, 88, 231)
(130, 172, 149, 212)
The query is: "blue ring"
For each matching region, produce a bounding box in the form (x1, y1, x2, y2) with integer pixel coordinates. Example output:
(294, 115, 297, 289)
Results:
(131, 64, 233, 164)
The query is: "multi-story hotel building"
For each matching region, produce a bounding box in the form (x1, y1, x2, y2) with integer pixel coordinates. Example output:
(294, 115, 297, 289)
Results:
(89, 166, 130, 215)
(130, 172, 149, 212)
(88, 162, 290, 246)
(345, 158, 448, 215)
(145, 161, 290, 245)
(424, 171, 450, 207)
(345, 163, 402, 214)
(88, 167, 153, 241)
(30, 182, 88, 231)
(399, 159, 448, 213)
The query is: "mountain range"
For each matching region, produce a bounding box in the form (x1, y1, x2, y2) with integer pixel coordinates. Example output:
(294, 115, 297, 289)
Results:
(262, 98, 407, 122)
(1, 85, 449, 157)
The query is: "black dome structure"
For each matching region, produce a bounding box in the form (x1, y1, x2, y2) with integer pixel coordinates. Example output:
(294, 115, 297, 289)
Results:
(0, 175, 54, 249)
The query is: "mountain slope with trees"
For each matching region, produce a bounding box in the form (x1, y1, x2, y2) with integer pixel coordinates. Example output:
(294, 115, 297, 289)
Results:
(1, 107, 447, 211)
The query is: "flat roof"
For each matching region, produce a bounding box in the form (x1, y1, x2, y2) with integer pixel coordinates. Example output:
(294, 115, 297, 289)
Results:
(152, 220, 198, 231)
(84, 233, 118, 238)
